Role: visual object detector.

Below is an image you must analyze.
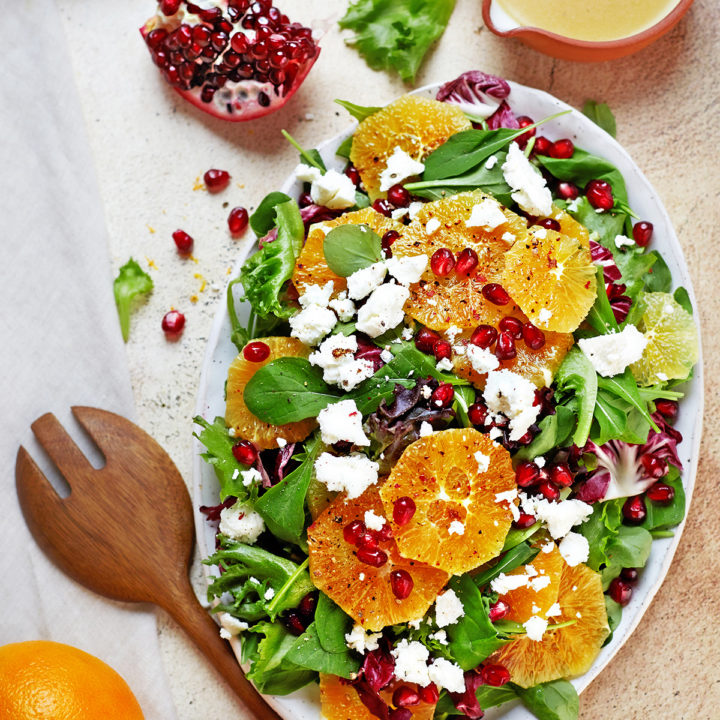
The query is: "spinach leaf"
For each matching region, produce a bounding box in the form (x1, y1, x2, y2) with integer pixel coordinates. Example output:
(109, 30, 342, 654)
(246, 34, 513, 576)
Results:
(286, 622, 360, 677)
(193, 416, 248, 500)
(472, 542, 539, 590)
(585, 266, 618, 335)
(281, 130, 326, 171)
(513, 679, 579, 720)
(603, 596, 623, 646)
(434, 684, 517, 716)
(354, 190, 372, 208)
(674, 286, 692, 314)
(568, 195, 626, 248)
(644, 251, 672, 292)
(578, 500, 622, 572)
(582, 100, 617, 138)
(323, 224, 383, 276)
(640, 468, 685, 531)
(315, 593, 355, 654)
(335, 99, 382, 122)
(335, 135, 353, 159)
(113, 258, 153, 342)
(250, 191, 292, 237)
(514, 406, 576, 461)
(502, 524, 542, 552)
(555, 348, 598, 447)
(604, 525, 652, 571)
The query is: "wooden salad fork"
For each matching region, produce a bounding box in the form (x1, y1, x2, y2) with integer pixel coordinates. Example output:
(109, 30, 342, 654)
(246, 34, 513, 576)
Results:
(15, 406, 280, 720)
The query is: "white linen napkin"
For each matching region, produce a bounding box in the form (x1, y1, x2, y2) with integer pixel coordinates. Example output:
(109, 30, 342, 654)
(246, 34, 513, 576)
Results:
(0, 1, 177, 717)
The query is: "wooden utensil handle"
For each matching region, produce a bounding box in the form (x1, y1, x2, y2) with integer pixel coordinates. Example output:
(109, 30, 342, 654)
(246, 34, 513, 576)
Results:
(161, 577, 282, 720)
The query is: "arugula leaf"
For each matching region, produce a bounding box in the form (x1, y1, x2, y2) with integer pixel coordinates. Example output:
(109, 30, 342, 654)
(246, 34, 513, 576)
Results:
(597, 369, 659, 432)
(113, 258, 153, 342)
(249, 191, 292, 237)
(226, 277, 284, 352)
(555, 348, 598, 447)
(339, 0, 456, 83)
(193, 416, 249, 500)
(582, 100, 617, 138)
(335, 135, 354, 159)
(452, 385, 476, 428)
(323, 224, 383, 276)
(281, 130, 326, 171)
(586, 266, 619, 335)
(592, 390, 630, 444)
(513, 679, 579, 720)
(240, 200, 304, 318)
(335, 99, 382, 122)
(471, 542, 539, 590)
(286, 622, 360, 677)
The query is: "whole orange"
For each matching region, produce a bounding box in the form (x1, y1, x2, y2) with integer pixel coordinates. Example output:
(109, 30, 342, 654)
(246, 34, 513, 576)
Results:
(0, 641, 145, 719)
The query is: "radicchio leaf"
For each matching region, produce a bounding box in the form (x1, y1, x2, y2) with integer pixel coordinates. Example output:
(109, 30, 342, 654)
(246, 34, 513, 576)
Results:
(354, 681, 390, 720)
(486, 101, 519, 130)
(259, 204, 340, 247)
(356, 335, 384, 372)
(361, 646, 395, 692)
(590, 240, 631, 322)
(199, 496, 236, 523)
(274, 442, 296, 483)
(436, 70, 510, 119)
(450, 670, 486, 719)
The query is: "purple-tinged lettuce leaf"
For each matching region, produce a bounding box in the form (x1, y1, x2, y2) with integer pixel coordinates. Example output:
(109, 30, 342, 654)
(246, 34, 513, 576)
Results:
(436, 70, 510, 120)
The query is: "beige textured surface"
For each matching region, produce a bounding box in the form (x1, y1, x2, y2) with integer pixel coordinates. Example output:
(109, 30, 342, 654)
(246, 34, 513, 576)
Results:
(57, 0, 719, 717)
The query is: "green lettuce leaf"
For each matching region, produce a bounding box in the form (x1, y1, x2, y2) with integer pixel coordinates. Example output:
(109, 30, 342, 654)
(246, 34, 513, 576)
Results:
(582, 100, 617, 138)
(513, 679, 579, 720)
(113, 258, 153, 342)
(193, 416, 249, 501)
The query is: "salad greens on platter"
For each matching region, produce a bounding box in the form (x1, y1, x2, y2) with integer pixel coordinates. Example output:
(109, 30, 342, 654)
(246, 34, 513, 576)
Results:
(195, 70, 698, 720)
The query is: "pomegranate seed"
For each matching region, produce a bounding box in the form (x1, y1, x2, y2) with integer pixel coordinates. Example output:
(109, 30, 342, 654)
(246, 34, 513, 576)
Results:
(172, 229, 194, 254)
(468, 402, 488, 426)
(372, 198, 392, 217)
(232, 440, 257, 466)
(608, 577, 633, 606)
(161, 310, 185, 336)
(586, 179, 614, 210)
(489, 599, 510, 621)
(470, 324, 498, 349)
(433, 340, 452, 361)
(633, 221, 654, 247)
(647, 481, 675, 505)
(390, 569, 414, 599)
(515, 430, 534, 445)
(455, 248, 479, 276)
(514, 512, 537, 529)
(515, 460, 540, 487)
(641, 453, 667, 479)
(357, 532, 379, 550)
(357, 546, 388, 567)
(298, 191, 313, 208)
(343, 520, 366, 545)
(392, 685, 420, 708)
(549, 138, 574, 159)
(537, 480, 560, 502)
(228, 206, 249, 236)
(146, 28, 168, 49)
(418, 684, 439, 704)
(495, 331, 517, 360)
(243, 341, 270, 362)
(533, 136, 552, 155)
(393, 497, 416, 526)
(431, 383, 454, 408)
(283, 609, 306, 635)
(204, 168, 231, 193)
(480, 664, 510, 687)
(373, 523, 393, 543)
(550, 463, 573, 488)
(381, 229, 400, 257)
(430, 248, 456, 276)
(655, 399, 678, 421)
(160, 0, 181, 15)
(620, 568, 639, 584)
(387, 184, 410, 208)
(557, 181, 580, 200)
(390, 709, 412, 720)
(343, 165, 361, 186)
(230, 33, 249, 53)
(522, 322, 546, 350)
(516, 116, 536, 147)
(622, 496, 647, 524)
(498, 316, 523, 339)
(482, 283, 510, 305)
(415, 327, 440, 354)
(537, 217, 561, 231)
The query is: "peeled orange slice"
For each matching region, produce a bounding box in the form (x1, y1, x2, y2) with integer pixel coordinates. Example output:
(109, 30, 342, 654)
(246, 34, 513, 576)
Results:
(350, 95, 471, 200)
(225, 337, 316, 450)
(502, 225, 597, 333)
(308, 487, 449, 631)
(379, 429, 516, 575)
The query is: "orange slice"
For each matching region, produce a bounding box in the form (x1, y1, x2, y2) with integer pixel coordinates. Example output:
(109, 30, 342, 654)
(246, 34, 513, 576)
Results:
(379, 429, 515, 575)
(225, 337, 316, 450)
(308, 487, 449, 631)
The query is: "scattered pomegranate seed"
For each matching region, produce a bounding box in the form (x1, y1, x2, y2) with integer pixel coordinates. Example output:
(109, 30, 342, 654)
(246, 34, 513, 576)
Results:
(390, 569, 414, 599)
(489, 599, 510, 621)
(655, 399, 678, 421)
(557, 181, 580, 200)
(608, 577, 633, 606)
(522, 322, 546, 350)
(343, 520, 366, 545)
(495, 331, 517, 360)
(515, 430, 534, 445)
(372, 198, 393, 217)
(357, 546, 388, 567)
(161, 309, 186, 336)
(431, 383, 454, 408)
(172, 229, 194, 254)
(499, 316, 523, 339)
(160, 0, 181, 15)
(516, 116, 536, 147)
(515, 461, 540, 487)
(373, 523, 393, 543)
(228, 206, 249, 236)
(455, 247, 479, 276)
(243, 340, 270, 362)
(482, 283, 510, 305)
(620, 567, 639, 584)
(393, 497, 416, 526)
(381, 229, 400, 257)
(357, 532, 379, 550)
(415, 327, 440, 354)
(586, 179, 614, 210)
(283, 609, 306, 635)
(390, 709, 412, 720)
(550, 463, 573, 488)
(298, 592, 318, 620)
(633, 221, 654, 247)
(468, 402, 488, 426)
(537, 480, 560, 502)
(622, 496, 647, 524)
(418, 684, 439, 704)
(344, 165, 361, 187)
(298, 191, 313, 207)
(430, 248, 456, 276)
(470, 324, 498, 349)
(537, 217, 561, 231)
(646, 481, 675, 505)
(533, 136, 552, 155)
(549, 138, 574, 159)
(480, 664, 511, 687)
(514, 512, 537, 529)
(387, 184, 410, 208)
(232, 440, 257, 466)
(641, 453, 668, 479)
(433, 340, 452, 361)
(392, 685, 420, 708)
(204, 168, 231, 193)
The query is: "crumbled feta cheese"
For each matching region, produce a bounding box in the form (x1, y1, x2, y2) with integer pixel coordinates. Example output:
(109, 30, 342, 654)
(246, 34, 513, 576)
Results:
(290, 304, 337, 346)
(475, 451, 491, 473)
(345, 624, 382, 654)
(380, 348, 394, 363)
(310, 169, 356, 209)
(483, 369, 541, 441)
(386, 255, 428, 286)
(419, 421, 434, 437)
(578, 325, 648, 377)
(429, 629, 448, 645)
(391, 640, 430, 685)
(219, 502, 265, 544)
(421, 385, 433, 399)
(521, 495, 593, 539)
(445, 325, 462, 343)
(466, 345, 500, 374)
(524, 616, 548, 641)
(407, 618, 423, 630)
(448, 520, 465, 536)
(495, 488, 520, 522)
(488, 427, 503, 440)
(538, 308, 553, 323)
(558, 531, 590, 567)
(356, 283, 410, 338)
(533, 227, 547, 239)
(328, 291, 356, 321)
(532, 603, 541, 614)
(379, 148, 425, 192)
(314, 453, 379, 499)
(501, 231, 516, 244)
(491, 573, 529, 594)
(264, 587, 276, 600)
(426, 217, 441, 235)
(428, 658, 465, 693)
(407, 201, 424, 221)
(502, 142, 553, 216)
(241, 468, 262, 487)
(309, 334, 375, 391)
(347, 261, 387, 300)
(435, 589, 465, 628)
(364, 509, 386, 531)
(436, 357, 454, 371)
(530, 576, 551, 592)
(294, 163, 322, 183)
(466, 198, 507, 229)
(219, 613, 249, 639)
(615, 234, 635, 249)
(525, 564, 538, 577)
(276, 437, 287, 448)
(546, 603, 562, 618)
(485, 155, 499, 170)
(318, 399, 369, 446)
(541, 540, 555, 554)
(359, 573, 366, 581)
(535, 456, 546, 469)
(298, 281, 334, 309)
(228, 427, 237, 438)
(402, 326, 414, 340)
(391, 207, 410, 221)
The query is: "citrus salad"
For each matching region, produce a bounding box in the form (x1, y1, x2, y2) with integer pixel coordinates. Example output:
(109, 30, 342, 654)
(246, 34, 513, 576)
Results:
(195, 71, 699, 720)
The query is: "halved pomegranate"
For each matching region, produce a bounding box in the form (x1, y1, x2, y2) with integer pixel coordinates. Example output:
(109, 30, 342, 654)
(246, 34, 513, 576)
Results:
(140, 0, 320, 122)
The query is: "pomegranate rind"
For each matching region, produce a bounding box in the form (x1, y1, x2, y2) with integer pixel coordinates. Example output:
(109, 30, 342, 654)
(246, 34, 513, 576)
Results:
(489, 561, 609, 688)
(350, 95, 471, 201)
(307, 488, 449, 632)
(379, 429, 516, 575)
(225, 337, 316, 450)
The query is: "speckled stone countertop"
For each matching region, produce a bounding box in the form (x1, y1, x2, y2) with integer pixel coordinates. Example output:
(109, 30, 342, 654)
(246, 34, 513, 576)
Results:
(57, 0, 719, 717)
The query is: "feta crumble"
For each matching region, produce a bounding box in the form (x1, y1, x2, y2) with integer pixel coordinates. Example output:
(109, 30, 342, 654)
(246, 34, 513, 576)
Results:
(558, 531, 590, 567)
(310, 169, 356, 210)
(391, 640, 431, 685)
(474, 451, 491, 473)
(364, 509, 386, 531)
(240, 468, 262, 487)
(309, 334, 375, 391)
(538, 308, 553, 324)
(520, 494, 593, 539)
(524, 616, 548, 642)
(386, 254, 428, 286)
(546, 603, 562, 618)
(491, 573, 529, 594)
(530, 576, 551, 592)
(436, 357, 454, 371)
(328, 291, 356, 321)
(578, 324, 648, 377)
(379, 148, 425, 192)
(345, 624, 382, 654)
(483, 369, 541, 441)
(448, 520, 465, 535)
(219, 613, 249, 639)
(298, 281, 334, 309)
(356, 283, 410, 338)
(347, 262, 387, 300)
(435, 589, 465, 628)
(466, 198, 507, 229)
(289, 304, 337, 346)
(615, 234, 635, 249)
(426, 217, 441, 234)
(428, 658, 465, 693)
(264, 587, 276, 600)
(314, 453, 379, 499)
(429, 629, 448, 645)
(219, 502, 265, 544)
(380, 348, 394, 363)
(466, 344, 500, 374)
(485, 154, 499, 170)
(419, 421, 434, 437)
(502, 142, 553, 216)
(317, 399, 370, 446)
(294, 163, 322, 183)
